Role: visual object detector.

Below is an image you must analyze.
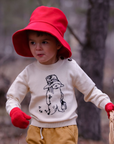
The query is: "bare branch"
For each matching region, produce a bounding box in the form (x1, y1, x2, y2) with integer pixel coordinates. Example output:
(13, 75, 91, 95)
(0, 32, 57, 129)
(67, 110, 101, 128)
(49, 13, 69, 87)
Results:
(67, 25, 84, 46)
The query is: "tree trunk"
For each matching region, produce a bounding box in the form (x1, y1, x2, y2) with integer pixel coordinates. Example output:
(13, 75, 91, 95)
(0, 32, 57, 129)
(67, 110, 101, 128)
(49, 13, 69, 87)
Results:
(77, 0, 110, 140)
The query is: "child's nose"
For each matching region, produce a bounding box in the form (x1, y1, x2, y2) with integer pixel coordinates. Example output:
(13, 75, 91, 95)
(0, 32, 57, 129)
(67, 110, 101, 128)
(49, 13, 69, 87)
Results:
(36, 43, 42, 50)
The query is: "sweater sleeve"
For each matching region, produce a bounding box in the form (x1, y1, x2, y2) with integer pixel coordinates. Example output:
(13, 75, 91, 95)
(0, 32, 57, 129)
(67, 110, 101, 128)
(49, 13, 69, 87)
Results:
(72, 60, 111, 110)
(84, 86, 111, 109)
(6, 67, 29, 114)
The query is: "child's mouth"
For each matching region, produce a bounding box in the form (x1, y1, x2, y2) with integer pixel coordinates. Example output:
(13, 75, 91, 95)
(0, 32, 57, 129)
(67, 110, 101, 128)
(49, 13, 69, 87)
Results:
(37, 54, 44, 57)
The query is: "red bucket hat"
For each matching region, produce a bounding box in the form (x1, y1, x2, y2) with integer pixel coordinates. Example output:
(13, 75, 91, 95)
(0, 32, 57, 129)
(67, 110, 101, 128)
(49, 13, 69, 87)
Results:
(12, 6, 72, 58)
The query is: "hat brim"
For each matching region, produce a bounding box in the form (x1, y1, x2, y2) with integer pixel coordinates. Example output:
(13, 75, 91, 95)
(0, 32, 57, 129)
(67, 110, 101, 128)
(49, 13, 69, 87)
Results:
(12, 22, 72, 58)
(44, 81, 64, 89)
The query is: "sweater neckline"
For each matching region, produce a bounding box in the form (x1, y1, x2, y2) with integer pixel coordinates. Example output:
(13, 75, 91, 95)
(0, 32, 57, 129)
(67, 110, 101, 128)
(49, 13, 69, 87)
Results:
(36, 58, 63, 70)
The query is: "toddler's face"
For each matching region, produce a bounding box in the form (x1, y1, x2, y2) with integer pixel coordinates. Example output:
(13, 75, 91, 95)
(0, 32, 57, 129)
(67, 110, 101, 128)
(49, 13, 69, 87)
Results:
(28, 31, 61, 65)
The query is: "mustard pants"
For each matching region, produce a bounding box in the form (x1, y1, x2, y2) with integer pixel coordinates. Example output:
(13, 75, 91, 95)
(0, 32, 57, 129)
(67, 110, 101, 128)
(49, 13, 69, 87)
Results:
(26, 125, 78, 144)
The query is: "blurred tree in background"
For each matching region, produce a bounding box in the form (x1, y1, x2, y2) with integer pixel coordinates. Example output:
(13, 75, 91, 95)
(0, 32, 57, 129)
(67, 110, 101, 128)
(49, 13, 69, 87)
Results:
(77, 0, 110, 140)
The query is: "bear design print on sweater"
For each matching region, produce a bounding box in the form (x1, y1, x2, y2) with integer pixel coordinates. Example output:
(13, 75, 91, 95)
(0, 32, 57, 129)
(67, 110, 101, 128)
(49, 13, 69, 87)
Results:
(39, 74, 67, 115)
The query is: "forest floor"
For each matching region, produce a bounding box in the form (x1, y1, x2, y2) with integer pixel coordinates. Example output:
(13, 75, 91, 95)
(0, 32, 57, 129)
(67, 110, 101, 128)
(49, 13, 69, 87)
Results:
(0, 107, 110, 144)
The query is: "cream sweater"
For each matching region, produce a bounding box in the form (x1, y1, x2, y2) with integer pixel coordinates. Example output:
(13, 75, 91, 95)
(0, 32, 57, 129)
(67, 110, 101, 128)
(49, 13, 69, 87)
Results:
(6, 58, 111, 128)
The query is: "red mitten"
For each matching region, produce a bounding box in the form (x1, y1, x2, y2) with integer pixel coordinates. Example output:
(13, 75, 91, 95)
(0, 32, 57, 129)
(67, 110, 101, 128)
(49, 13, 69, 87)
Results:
(10, 107, 31, 129)
(105, 103, 114, 118)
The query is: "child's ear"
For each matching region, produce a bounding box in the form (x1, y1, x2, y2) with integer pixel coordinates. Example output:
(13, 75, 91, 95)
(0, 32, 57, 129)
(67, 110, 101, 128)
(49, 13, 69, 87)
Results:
(57, 43, 62, 50)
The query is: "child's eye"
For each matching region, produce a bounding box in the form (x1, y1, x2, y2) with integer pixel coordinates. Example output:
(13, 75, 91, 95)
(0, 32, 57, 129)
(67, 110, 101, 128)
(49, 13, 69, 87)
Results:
(42, 41, 48, 44)
(31, 41, 35, 45)
(29, 41, 35, 45)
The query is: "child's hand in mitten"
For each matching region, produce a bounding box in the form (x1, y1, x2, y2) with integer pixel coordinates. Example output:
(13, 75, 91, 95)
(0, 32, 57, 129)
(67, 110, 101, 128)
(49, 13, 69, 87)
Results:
(10, 107, 31, 129)
(105, 103, 114, 118)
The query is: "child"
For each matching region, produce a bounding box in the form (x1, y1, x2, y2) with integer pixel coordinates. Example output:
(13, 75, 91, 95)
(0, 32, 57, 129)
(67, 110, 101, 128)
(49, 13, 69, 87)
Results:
(6, 6, 114, 144)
